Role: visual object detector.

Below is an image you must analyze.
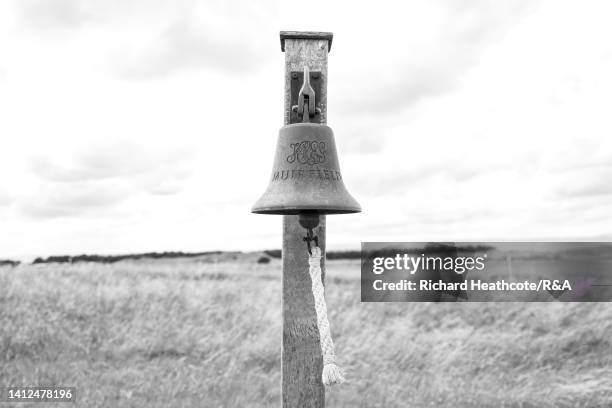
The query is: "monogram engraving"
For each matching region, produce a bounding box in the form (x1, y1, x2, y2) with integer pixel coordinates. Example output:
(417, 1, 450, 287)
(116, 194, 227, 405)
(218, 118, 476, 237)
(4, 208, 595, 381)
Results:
(286, 141, 326, 165)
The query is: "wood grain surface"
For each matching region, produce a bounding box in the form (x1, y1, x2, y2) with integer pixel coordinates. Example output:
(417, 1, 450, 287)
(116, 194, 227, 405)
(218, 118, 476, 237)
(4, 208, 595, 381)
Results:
(281, 32, 332, 408)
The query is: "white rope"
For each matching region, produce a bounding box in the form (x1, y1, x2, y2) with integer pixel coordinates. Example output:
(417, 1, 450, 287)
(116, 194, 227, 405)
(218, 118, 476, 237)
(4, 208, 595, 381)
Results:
(308, 246, 345, 386)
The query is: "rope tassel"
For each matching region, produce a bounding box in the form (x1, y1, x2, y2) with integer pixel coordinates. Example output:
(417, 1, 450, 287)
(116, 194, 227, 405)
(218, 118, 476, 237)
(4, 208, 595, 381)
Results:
(308, 246, 345, 386)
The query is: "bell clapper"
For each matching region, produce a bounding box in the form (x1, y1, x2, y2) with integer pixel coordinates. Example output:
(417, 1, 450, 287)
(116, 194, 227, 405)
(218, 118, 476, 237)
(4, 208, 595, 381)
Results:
(298, 213, 320, 255)
(303, 228, 319, 255)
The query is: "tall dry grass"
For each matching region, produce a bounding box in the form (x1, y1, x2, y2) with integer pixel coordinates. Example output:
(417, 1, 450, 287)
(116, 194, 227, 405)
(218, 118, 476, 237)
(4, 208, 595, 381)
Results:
(1, 255, 611, 407)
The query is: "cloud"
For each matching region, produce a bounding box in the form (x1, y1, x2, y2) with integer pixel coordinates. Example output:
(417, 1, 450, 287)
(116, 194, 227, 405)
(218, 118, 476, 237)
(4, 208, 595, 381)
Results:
(30, 153, 141, 183)
(0, 189, 13, 207)
(556, 168, 612, 199)
(13, 0, 267, 77)
(349, 157, 510, 198)
(18, 181, 128, 219)
(335, 1, 536, 116)
(20, 143, 194, 219)
(18, 0, 95, 29)
(335, 121, 390, 154)
(29, 142, 193, 184)
(116, 17, 264, 78)
(146, 183, 182, 196)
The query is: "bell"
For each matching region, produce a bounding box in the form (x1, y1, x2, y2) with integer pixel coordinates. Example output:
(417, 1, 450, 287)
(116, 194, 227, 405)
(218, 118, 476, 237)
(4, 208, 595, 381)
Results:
(252, 123, 361, 215)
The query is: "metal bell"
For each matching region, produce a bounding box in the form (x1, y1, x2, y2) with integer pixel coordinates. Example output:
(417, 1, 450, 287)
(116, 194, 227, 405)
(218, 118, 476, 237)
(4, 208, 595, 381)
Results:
(252, 123, 361, 215)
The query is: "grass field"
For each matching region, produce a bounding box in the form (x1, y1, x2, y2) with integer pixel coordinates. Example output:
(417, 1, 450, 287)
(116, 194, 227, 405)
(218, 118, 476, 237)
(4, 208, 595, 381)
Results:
(1, 253, 611, 407)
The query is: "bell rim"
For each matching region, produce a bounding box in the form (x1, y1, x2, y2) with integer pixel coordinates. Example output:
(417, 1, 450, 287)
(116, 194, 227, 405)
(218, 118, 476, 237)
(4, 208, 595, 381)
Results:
(251, 204, 361, 215)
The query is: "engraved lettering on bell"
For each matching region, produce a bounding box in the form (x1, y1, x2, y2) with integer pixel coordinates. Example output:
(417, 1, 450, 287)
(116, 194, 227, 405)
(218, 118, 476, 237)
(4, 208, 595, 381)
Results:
(272, 169, 342, 181)
(286, 141, 326, 165)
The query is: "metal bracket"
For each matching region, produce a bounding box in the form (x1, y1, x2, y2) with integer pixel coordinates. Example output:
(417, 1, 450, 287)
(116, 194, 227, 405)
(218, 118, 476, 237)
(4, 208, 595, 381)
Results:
(290, 68, 322, 124)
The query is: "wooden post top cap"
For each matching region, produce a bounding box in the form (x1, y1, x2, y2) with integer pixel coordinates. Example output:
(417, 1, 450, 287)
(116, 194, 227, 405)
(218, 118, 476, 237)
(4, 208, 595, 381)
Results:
(280, 31, 333, 52)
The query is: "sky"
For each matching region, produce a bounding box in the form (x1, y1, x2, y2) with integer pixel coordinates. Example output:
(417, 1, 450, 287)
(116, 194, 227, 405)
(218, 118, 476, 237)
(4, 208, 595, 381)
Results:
(1, 0, 612, 259)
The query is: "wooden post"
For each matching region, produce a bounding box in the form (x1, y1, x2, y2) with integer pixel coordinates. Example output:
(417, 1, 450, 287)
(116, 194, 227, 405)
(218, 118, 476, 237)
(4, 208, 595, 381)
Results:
(280, 31, 332, 408)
